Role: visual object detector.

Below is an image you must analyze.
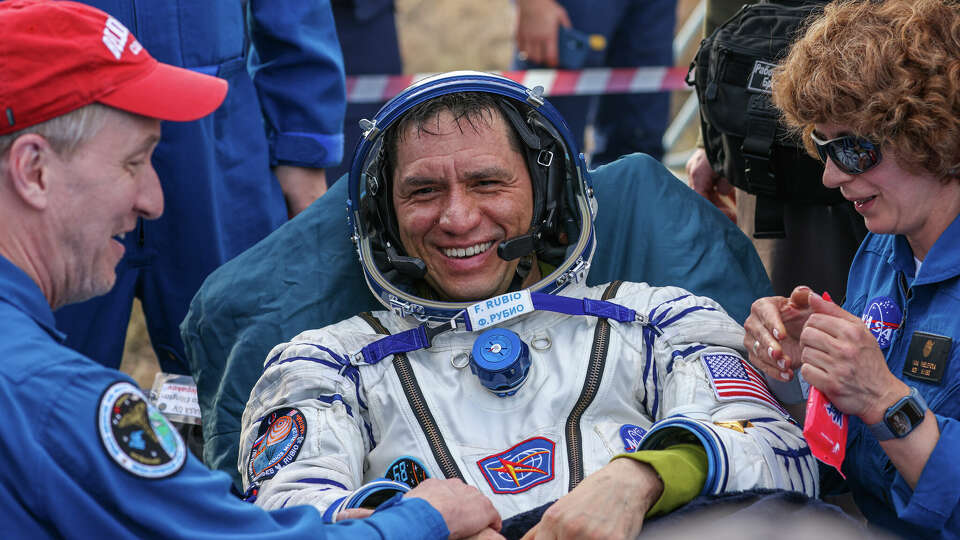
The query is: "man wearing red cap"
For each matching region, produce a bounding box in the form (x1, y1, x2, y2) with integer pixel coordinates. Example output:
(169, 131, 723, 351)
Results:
(0, 1, 502, 537)
(53, 0, 346, 379)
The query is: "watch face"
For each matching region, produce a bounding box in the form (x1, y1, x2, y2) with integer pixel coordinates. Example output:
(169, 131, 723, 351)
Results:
(888, 410, 912, 437)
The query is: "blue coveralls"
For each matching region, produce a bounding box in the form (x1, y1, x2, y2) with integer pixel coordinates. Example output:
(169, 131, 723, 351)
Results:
(516, 0, 677, 164)
(839, 214, 960, 538)
(0, 255, 447, 538)
(328, 0, 403, 184)
(54, 0, 347, 374)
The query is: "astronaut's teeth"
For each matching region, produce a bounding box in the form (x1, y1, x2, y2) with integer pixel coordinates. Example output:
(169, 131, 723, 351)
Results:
(444, 241, 492, 258)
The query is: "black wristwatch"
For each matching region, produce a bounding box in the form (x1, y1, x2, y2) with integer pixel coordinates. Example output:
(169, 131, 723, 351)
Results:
(867, 386, 928, 441)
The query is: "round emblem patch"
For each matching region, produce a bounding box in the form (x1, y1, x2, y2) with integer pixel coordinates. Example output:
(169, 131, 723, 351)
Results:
(247, 408, 307, 484)
(861, 296, 902, 349)
(98, 381, 186, 479)
(385, 456, 430, 488)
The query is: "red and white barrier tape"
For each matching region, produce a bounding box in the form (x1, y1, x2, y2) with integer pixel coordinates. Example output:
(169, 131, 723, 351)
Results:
(345, 66, 690, 104)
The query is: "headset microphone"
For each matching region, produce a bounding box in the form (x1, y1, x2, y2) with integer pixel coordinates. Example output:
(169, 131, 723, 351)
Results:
(385, 242, 427, 279)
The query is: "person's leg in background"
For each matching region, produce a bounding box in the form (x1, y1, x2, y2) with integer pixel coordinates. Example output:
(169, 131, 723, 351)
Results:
(327, 0, 403, 184)
(515, 0, 676, 165)
(590, 0, 676, 165)
(513, 0, 623, 158)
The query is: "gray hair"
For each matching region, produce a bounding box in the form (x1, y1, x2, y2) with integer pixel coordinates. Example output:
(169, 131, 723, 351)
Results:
(0, 103, 112, 160)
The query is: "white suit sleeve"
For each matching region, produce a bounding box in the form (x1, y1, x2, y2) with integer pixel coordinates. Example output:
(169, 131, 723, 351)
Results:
(238, 332, 371, 516)
(622, 286, 819, 497)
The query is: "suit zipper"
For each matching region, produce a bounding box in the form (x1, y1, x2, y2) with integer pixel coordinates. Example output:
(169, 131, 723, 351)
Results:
(565, 280, 623, 490)
(359, 313, 464, 480)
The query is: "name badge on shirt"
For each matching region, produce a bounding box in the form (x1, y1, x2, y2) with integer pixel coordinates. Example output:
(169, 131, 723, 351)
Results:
(467, 290, 534, 330)
(903, 331, 952, 384)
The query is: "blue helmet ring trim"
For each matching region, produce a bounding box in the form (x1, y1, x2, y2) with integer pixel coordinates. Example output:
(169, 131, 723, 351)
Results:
(637, 417, 729, 495)
(346, 71, 597, 322)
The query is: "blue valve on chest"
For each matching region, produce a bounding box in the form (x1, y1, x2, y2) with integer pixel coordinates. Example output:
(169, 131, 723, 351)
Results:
(470, 328, 532, 397)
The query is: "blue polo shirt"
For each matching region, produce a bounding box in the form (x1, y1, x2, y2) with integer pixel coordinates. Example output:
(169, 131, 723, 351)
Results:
(0, 255, 447, 539)
(840, 214, 960, 538)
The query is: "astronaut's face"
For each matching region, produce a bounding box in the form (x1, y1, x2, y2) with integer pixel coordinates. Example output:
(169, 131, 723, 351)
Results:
(391, 108, 534, 302)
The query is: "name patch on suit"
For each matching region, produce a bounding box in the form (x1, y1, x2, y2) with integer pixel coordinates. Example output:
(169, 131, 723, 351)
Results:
(247, 408, 307, 484)
(903, 331, 952, 384)
(97, 381, 186, 479)
(477, 437, 555, 494)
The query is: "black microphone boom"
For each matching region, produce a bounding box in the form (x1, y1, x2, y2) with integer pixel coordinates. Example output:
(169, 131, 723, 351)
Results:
(497, 233, 537, 261)
(385, 242, 427, 279)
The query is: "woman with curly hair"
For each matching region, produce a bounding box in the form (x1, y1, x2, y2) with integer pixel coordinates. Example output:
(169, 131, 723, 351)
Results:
(742, 0, 960, 537)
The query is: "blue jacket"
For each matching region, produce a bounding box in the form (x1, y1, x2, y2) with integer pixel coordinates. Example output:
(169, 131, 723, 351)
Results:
(0, 255, 446, 539)
(841, 214, 960, 538)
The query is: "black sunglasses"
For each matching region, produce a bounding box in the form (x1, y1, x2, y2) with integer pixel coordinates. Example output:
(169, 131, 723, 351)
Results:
(810, 132, 882, 175)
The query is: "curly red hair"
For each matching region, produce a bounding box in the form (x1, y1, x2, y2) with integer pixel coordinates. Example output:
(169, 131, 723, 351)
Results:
(772, 0, 960, 179)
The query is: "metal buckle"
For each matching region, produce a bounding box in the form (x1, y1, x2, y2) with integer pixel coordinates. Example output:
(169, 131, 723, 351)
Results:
(537, 150, 554, 167)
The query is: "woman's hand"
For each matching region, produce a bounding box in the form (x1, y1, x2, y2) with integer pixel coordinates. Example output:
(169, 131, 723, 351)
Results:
(798, 293, 909, 423)
(743, 286, 816, 381)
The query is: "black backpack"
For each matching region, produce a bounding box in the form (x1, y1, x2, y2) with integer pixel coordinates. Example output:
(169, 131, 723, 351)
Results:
(688, 0, 840, 238)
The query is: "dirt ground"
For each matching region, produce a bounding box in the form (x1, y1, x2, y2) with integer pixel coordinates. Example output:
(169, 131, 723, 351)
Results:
(120, 0, 703, 388)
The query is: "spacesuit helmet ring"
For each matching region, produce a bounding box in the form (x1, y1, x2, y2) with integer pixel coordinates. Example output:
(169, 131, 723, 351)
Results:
(347, 71, 597, 323)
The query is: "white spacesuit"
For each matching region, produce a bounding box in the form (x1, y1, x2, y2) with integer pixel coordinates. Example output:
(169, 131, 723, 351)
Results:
(237, 71, 818, 522)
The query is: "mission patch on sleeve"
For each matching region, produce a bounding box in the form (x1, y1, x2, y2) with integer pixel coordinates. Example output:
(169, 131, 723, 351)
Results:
(247, 407, 307, 484)
(97, 381, 187, 479)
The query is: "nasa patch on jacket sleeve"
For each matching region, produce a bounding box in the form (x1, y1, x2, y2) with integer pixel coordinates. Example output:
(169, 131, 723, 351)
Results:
(97, 381, 187, 479)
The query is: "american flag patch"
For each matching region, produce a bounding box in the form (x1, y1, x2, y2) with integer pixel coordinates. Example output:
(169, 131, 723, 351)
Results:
(702, 353, 787, 415)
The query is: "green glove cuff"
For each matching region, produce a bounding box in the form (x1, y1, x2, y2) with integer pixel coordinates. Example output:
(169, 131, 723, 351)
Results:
(614, 443, 707, 517)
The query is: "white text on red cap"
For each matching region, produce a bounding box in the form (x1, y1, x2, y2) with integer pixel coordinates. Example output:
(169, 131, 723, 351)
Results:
(102, 16, 141, 60)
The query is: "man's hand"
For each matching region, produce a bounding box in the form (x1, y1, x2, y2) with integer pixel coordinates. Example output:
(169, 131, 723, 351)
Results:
(744, 286, 817, 381)
(521, 458, 662, 540)
(335, 508, 374, 521)
(685, 148, 736, 222)
(514, 0, 571, 67)
(798, 293, 909, 423)
(273, 165, 328, 218)
(405, 478, 503, 539)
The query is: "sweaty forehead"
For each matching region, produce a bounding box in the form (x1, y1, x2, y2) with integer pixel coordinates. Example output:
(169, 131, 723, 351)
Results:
(393, 111, 518, 175)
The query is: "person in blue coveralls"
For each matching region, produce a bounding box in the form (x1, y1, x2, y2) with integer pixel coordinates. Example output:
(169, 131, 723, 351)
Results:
(327, 0, 403, 184)
(53, 0, 347, 375)
(0, 2, 502, 538)
(744, 1, 960, 537)
(513, 0, 676, 164)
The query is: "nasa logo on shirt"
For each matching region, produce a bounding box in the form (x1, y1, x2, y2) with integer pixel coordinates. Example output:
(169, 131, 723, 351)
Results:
(861, 296, 902, 349)
(97, 381, 187, 479)
(619, 424, 647, 452)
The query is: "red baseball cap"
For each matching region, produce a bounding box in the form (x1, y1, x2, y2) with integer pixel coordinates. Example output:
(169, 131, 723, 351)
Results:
(0, 0, 228, 135)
